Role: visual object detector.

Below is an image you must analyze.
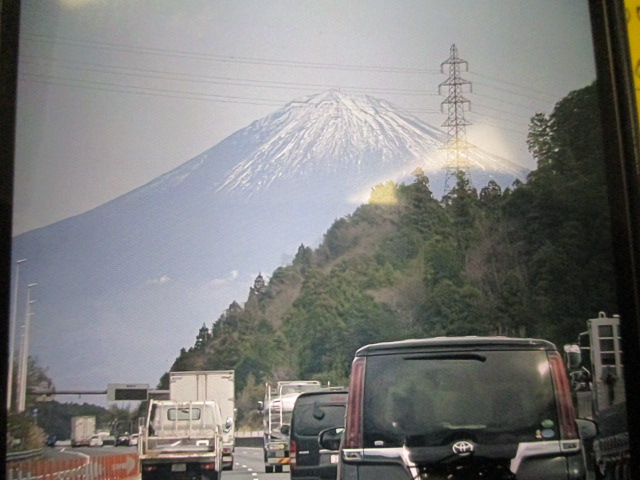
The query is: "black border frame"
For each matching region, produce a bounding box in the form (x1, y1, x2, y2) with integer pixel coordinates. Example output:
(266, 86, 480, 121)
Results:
(1, 0, 21, 465)
(0, 0, 639, 474)
(589, 0, 640, 475)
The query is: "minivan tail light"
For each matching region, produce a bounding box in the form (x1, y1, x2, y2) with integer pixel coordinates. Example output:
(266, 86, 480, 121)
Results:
(343, 356, 366, 448)
(548, 351, 579, 439)
(290, 439, 297, 469)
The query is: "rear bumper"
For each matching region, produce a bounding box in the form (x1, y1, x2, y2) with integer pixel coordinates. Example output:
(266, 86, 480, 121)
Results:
(337, 442, 587, 480)
(266, 456, 290, 465)
(265, 442, 290, 464)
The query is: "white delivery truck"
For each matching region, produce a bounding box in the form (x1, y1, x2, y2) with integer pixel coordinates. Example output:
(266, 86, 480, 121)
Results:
(139, 399, 224, 480)
(169, 370, 236, 470)
(70, 415, 96, 447)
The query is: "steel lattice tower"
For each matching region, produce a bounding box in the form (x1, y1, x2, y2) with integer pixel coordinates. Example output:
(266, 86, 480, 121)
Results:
(439, 44, 473, 196)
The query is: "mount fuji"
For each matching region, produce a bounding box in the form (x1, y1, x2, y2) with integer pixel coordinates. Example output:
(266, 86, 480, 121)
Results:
(11, 90, 529, 395)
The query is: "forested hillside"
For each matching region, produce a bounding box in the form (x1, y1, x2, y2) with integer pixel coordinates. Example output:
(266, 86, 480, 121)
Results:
(164, 82, 618, 427)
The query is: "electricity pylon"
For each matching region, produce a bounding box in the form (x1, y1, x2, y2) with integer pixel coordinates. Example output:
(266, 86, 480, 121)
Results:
(439, 44, 473, 196)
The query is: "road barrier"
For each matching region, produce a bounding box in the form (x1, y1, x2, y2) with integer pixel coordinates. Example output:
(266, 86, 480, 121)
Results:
(6, 449, 45, 462)
(6, 452, 139, 480)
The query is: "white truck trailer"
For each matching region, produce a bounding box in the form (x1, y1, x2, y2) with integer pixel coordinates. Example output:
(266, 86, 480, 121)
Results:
(565, 313, 630, 479)
(138, 399, 224, 480)
(70, 415, 96, 447)
(169, 370, 236, 470)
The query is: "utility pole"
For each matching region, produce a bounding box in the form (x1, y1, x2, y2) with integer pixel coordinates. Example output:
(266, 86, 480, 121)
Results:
(439, 44, 473, 196)
(7, 258, 26, 411)
(17, 283, 36, 413)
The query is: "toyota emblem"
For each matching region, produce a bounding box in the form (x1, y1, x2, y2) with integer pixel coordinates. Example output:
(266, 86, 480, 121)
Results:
(452, 441, 474, 455)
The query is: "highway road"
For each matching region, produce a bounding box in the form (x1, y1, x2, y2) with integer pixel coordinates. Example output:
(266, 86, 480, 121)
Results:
(31, 442, 289, 480)
(40, 445, 289, 480)
(227, 447, 289, 480)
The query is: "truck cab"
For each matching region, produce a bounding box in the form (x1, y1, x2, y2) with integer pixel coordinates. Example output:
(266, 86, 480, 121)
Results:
(139, 400, 224, 480)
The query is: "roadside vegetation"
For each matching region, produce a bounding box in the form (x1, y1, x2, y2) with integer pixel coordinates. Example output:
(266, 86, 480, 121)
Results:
(6, 357, 139, 449)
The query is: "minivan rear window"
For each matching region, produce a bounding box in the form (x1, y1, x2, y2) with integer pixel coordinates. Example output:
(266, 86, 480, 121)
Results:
(362, 350, 558, 448)
(295, 403, 346, 436)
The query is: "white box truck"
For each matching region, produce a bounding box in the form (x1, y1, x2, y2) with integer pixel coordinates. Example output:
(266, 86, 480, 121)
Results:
(70, 415, 96, 447)
(169, 370, 236, 470)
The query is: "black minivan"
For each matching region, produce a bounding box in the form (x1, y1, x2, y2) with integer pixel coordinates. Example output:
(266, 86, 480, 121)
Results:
(290, 389, 348, 480)
(324, 337, 595, 480)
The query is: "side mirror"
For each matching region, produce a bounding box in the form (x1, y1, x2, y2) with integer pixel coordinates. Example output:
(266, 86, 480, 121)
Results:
(280, 424, 290, 436)
(224, 417, 233, 433)
(576, 418, 598, 441)
(318, 427, 344, 451)
(257, 401, 264, 413)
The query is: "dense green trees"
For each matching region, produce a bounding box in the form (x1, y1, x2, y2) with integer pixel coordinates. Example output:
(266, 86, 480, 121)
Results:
(167, 82, 618, 426)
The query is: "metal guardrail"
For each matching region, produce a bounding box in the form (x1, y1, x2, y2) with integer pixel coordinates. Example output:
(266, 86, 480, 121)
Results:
(6, 449, 44, 462)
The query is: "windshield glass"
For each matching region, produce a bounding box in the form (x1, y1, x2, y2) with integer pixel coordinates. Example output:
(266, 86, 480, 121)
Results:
(167, 407, 202, 421)
(363, 350, 558, 447)
(294, 403, 346, 436)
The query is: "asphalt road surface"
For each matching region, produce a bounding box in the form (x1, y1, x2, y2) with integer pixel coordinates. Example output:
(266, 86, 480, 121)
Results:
(41, 445, 287, 480)
(227, 447, 289, 480)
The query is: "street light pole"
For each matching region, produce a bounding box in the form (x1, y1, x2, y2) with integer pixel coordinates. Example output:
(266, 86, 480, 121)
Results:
(7, 258, 26, 411)
(17, 283, 36, 413)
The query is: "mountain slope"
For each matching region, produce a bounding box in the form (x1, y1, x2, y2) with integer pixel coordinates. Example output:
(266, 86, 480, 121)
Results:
(12, 90, 528, 396)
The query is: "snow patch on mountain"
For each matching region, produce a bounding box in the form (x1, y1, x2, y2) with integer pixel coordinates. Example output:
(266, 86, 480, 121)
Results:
(215, 90, 526, 194)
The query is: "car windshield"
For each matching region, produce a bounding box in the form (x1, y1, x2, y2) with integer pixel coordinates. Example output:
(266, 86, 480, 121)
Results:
(363, 350, 558, 448)
(295, 403, 346, 436)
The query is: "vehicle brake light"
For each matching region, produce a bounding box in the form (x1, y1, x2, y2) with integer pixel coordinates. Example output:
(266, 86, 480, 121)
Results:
(343, 356, 366, 448)
(290, 439, 297, 469)
(548, 352, 579, 439)
(202, 463, 216, 470)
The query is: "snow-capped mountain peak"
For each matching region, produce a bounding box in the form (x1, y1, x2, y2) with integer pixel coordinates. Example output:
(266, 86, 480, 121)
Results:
(217, 90, 449, 192)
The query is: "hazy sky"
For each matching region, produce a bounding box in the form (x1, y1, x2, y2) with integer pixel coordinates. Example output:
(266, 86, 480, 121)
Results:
(13, 0, 597, 236)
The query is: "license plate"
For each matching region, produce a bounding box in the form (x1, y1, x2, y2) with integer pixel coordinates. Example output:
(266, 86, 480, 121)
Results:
(171, 464, 186, 472)
(330, 454, 339, 464)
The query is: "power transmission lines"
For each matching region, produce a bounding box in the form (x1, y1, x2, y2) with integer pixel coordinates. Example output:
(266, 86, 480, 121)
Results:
(18, 32, 560, 120)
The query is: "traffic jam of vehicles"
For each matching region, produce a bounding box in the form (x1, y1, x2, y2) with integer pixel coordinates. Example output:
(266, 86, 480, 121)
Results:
(247, 312, 626, 480)
(6, 313, 630, 480)
(6, 314, 627, 480)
